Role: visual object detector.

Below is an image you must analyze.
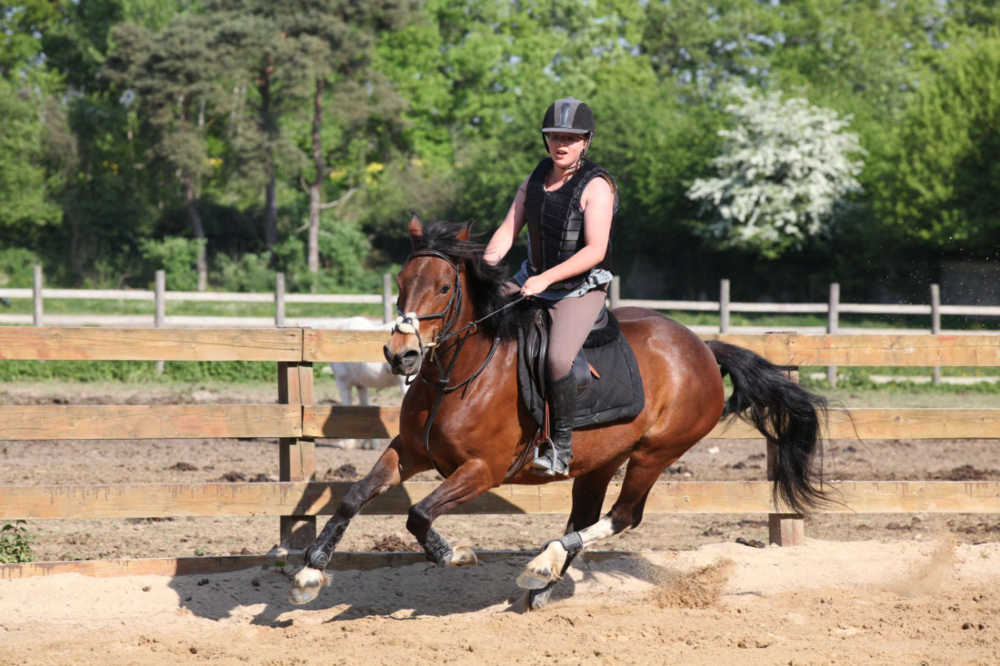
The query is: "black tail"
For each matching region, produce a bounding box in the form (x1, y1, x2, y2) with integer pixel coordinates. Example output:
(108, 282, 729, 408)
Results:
(707, 340, 829, 514)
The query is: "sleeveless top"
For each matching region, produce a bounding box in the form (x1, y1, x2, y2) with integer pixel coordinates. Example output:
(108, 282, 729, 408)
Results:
(517, 158, 617, 298)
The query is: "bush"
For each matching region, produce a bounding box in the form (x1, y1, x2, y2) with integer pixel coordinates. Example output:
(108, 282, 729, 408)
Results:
(140, 237, 205, 291)
(0, 521, 33, 563)
(0, 248, 42, 288)
(214, 251, 275, 292)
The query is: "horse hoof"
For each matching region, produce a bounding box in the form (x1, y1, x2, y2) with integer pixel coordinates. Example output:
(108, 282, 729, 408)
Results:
(516, 567, 553, 590)
(449, 545, 478, 567)
(288, 567, 329, 605)
(526, 587, 554, 610)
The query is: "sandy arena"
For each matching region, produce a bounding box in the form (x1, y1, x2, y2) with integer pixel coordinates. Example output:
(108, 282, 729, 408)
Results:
(2, 382, 999, 664)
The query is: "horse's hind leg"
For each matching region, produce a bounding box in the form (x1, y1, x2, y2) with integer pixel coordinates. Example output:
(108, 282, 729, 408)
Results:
(526, 460, 620, 610)
(289, 437, 430, 605)
(405, 459, 493, 567)
(518, 450, 673, 592)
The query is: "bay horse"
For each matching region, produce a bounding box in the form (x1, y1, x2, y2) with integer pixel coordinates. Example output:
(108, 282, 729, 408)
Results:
(290, 218, 829, 609)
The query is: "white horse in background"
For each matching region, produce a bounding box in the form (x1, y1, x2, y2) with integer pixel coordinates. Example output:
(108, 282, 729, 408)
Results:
(327, 316, 407, 450)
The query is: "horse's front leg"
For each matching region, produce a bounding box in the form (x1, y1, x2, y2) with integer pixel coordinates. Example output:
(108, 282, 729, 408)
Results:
(289, 437, 429, 605)
(406, 458, 493, 567)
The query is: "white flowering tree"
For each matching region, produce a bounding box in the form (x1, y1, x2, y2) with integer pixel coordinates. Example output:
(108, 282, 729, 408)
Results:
(687, 84, 864, 258)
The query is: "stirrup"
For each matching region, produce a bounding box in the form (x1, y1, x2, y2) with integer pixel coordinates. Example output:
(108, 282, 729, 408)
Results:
(531, 441, 570, 477)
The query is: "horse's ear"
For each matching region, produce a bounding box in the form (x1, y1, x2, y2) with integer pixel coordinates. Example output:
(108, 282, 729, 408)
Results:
(456, 222, 473, 242)
(408, 215, 423, 250)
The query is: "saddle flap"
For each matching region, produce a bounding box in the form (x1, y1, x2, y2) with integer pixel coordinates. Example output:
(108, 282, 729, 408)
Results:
(517, 306, 645, 430)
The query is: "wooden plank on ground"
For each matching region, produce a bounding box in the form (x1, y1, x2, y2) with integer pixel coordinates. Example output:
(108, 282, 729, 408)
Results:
(705, 333, 1000, 366)
(303, 405, 400, 439)
(0, 404, 301, 440)
(4, 480, 1000, 519)
(303, 328, 390, 362)
(0, 550, 633, 580)
(0, 327, 302, 361)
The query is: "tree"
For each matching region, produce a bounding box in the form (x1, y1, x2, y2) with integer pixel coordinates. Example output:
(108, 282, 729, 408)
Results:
(687, 84, 864, 259)
(283, 0, 415, 277)
(866, 31, 1000, 253)
(105, 15, 227, 290)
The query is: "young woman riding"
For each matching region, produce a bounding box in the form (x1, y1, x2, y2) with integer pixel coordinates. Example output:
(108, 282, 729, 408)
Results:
(483, 97, 617, 477)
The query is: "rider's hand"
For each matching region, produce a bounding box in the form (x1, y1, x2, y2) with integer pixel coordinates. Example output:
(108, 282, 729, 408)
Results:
(520, 275, 552, 297)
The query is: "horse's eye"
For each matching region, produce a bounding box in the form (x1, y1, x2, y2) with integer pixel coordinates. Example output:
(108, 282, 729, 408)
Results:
(439, 285, 450, 294)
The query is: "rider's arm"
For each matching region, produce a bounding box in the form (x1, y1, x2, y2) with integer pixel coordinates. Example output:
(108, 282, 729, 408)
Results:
(520, 176, 613, 294)
(483, 178, 529, 266)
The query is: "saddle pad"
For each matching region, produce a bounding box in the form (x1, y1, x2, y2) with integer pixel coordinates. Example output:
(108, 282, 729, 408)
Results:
(517, 307, 645, 430)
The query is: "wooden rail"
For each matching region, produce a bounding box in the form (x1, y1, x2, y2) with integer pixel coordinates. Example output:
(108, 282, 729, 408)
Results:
(2, 327, 999, 365)
(3, 480, 1000, 521)
(1, 327, 999, 579)
(2, 405, 998, 441)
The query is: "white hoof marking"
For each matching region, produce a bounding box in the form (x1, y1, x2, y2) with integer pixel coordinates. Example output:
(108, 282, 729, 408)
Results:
(516, 541, 567, 590)
(449, 545, 478, 567)
(288, 567, 330, 605)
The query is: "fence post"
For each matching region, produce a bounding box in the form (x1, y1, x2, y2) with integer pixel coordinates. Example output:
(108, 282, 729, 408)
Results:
(768, 360, 805, 547)
(382, 272, 394, 324)
(32, 265, 43, 326)
(278, 360, 316, 549)
(155, 270, 166, 375)
(275, 273, 286, 327)
(827, 282, 839, 386)
(930, 283, 941, 385)
(719, 279, 730, 333)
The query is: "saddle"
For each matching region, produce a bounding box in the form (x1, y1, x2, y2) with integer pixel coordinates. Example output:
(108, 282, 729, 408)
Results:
(516, 305, 645, 431)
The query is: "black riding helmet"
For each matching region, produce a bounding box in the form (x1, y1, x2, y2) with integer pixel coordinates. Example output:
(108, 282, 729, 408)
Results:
(541, 97, 594, 152)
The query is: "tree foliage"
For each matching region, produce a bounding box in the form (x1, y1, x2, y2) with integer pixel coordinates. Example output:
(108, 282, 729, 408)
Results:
(688, 83, 864, 259)
(867, 31, 1000, 251)
(1, 0, 998, 301)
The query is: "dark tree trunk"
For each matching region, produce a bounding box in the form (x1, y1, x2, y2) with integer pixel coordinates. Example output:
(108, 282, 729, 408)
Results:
(308, 77, 324, 276)
(259, 65, 278, 250)
(184, 177, 208, 291)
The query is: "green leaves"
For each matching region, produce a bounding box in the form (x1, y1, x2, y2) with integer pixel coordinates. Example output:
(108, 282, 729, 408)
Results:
(868, 32, 1000, 250)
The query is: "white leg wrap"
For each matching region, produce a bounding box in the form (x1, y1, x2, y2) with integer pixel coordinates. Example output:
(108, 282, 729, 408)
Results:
(577, 516, 617, 547)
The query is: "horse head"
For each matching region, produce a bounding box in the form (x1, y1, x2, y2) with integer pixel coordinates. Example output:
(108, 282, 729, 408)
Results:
(383, 216, 472, 376)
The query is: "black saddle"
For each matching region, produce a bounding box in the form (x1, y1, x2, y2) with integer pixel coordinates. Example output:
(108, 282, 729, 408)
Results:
(516, 305, 645, 430)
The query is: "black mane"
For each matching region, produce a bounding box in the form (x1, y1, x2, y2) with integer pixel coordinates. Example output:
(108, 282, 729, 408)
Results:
(413, 221, 526, 340)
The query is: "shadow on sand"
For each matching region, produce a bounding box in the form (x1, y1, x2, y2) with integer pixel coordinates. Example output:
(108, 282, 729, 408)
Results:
(166, 551, 673, 627)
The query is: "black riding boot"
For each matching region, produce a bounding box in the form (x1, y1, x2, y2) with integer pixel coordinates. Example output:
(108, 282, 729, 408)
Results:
(532, 372, 576, 477)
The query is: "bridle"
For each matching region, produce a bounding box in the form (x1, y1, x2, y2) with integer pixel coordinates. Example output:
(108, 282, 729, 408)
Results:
(391, 249, 464, 373)
(391, 248, 525, 381)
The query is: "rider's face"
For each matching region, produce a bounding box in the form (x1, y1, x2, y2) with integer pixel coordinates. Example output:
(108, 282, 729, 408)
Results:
(546, 132, 588, 169)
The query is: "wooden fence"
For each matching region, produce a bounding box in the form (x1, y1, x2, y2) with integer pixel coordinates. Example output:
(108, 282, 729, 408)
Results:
(1, 327, 999, 579)
(2, 268, 998, 335)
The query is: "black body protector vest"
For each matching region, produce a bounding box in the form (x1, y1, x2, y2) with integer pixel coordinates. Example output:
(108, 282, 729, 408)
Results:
(523, 158, 616, 292)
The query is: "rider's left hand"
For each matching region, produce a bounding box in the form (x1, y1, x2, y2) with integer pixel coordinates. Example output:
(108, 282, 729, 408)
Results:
(520, 275, 551, 297)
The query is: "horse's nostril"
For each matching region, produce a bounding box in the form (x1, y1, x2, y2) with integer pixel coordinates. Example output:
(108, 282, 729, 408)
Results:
(401, 350, 420, 366)
(383, 344, 393, 364)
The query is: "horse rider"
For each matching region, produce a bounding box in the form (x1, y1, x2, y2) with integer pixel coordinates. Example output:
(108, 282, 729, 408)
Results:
(483, 97, 618, 477)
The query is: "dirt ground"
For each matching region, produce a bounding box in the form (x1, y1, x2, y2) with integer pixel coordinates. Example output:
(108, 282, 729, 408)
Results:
(2, 381, 1000, 664)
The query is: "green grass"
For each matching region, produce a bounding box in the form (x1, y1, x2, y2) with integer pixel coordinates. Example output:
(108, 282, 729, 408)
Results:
(1, 297, 384, 319)
(660, 309, 998, 333)
(4, 296, 998, 331)
(0, 360, 346, 383)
